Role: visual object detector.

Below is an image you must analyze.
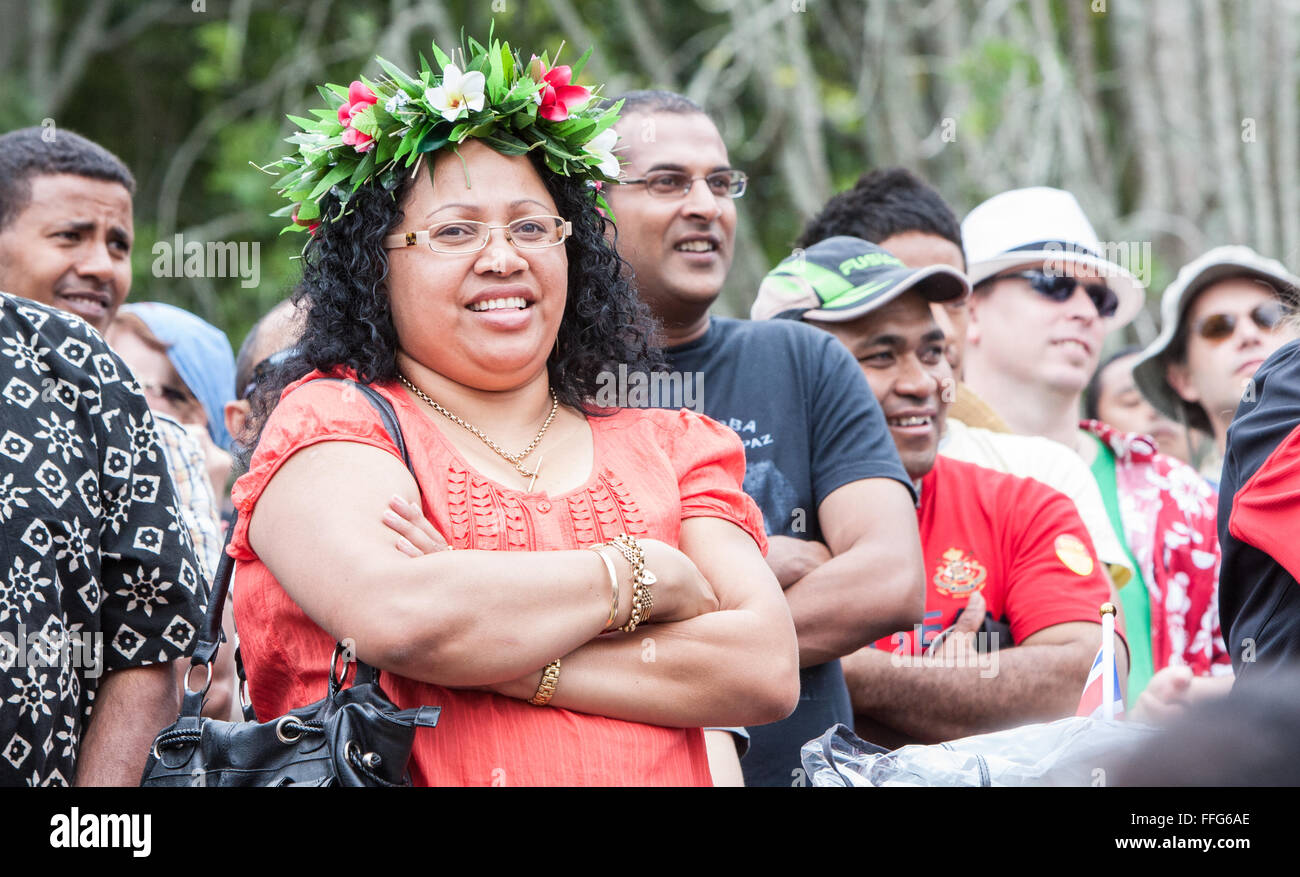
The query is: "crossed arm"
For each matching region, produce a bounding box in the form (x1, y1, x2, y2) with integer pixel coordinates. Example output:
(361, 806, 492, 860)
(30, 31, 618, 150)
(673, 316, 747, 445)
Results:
(248, 439, 800, 729)
(840, 620, 1120, 745)
(767, 478, 926, 667)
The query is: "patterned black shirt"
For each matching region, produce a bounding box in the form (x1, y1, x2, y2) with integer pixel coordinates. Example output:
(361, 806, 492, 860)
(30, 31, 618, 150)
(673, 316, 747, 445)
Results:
(0, 293, 205, 786)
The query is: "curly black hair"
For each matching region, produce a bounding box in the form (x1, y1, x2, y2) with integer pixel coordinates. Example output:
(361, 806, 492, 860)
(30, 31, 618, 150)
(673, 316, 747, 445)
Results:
(243, 148, 664, 461)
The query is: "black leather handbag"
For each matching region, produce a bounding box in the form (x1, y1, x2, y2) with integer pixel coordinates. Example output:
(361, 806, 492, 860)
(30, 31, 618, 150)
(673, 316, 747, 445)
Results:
(140, 380, 441, 787)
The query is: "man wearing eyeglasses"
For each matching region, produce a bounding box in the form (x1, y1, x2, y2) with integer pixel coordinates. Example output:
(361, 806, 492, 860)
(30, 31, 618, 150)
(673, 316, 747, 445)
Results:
(960, 187, 1231, 716)
(604, 91, 925, 787)
(1133, 246, 1300, 482)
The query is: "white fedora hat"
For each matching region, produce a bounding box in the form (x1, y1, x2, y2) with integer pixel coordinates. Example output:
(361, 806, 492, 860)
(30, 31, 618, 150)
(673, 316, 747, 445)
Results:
(962, 187, 1146, 327)
(1132, 244, 1300, 432)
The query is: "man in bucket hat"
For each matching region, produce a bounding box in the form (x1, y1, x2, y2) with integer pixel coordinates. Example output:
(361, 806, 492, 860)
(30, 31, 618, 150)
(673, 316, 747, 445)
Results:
(1133, 245, 1300, 483)
(961, 187, 1230, 717)
(754, 237, 1119, 745)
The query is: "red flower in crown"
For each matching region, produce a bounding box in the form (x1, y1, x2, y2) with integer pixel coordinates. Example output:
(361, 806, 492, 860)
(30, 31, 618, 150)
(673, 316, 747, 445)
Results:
(336, 80, 378, 153)
(532, 61, 591, 122)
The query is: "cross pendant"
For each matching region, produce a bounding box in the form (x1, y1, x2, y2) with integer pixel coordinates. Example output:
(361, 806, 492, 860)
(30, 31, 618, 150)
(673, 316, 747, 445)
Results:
(525, 453, 544, 492)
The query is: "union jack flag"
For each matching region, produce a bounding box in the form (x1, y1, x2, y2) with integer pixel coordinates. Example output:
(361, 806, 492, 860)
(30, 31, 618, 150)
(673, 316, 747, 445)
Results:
(1076, 646, 1125, 719)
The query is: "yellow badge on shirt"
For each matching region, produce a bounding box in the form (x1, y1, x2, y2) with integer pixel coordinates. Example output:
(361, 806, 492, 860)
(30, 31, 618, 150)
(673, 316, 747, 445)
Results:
(1054, 534, 1095, 576)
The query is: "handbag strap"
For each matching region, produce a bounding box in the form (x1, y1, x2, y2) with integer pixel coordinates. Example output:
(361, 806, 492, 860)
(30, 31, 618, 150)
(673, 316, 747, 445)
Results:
(188, 377, 419, 712)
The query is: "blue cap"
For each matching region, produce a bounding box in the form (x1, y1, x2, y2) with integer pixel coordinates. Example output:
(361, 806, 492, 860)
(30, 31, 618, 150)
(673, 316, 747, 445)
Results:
(125, 302, 237, 451)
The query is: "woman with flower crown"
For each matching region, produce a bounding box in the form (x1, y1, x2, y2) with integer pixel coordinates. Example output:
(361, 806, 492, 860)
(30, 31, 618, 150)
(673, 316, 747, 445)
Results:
(228, 36, 799, 786)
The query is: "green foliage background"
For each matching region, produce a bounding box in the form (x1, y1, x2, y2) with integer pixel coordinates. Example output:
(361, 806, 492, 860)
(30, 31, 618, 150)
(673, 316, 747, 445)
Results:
(1, 0, 1293, 354)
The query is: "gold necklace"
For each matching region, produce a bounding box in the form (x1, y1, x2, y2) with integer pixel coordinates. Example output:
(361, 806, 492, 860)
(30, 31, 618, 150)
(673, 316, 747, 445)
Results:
(400, 375, 558, 486)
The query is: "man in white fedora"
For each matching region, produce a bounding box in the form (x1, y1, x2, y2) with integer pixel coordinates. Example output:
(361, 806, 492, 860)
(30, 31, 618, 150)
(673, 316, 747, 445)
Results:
(1133, 245, 1300, 483)
(961, 187, 1231, 719)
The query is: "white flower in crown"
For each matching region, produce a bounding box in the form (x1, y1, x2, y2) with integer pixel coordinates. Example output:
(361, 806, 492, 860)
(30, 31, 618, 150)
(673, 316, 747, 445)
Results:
(582, 128, 620, 178)
(424, 64, 486, 122)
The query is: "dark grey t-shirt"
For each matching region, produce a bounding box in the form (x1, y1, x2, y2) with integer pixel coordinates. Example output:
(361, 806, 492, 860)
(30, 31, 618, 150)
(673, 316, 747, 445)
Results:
(663, 316, 911, 787)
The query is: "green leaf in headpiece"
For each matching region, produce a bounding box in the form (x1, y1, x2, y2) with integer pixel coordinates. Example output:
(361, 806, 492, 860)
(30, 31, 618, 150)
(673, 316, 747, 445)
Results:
(569, 46, 594, 81)
(307, 163, 351, 202)
(481, 130, 530, 155)
(348, 151, 376, 189)
(429, 42, 452, 71)
(376, 56, 421, 94)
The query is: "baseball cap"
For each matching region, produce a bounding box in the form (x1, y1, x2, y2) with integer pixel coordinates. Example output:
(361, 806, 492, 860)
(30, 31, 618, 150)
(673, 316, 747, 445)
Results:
(750, 236, 969, 323)
(962, 187, 1146, 328)
(1132, 245, 1300, 432)
(125, 301, 237, 451)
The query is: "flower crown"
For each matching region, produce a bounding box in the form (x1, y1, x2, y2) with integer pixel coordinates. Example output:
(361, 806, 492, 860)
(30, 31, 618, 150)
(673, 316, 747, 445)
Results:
(267, 31, 622, 234)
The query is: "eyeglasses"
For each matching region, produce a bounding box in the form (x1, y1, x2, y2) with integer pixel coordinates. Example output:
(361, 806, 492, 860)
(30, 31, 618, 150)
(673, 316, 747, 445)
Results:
(1194, 300, 1287, 342)
(383, 215, 572, 254)
(979, 269, 1119, 318)
(617, 169, 748, 199)
(241, 347, 298, 401)
(140, 381, 196, 408)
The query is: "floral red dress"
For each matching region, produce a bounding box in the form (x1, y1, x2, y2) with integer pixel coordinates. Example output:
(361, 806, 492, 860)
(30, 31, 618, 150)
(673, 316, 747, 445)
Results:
(1079, 420, 1231, 677)
(228, 370, 767, 786)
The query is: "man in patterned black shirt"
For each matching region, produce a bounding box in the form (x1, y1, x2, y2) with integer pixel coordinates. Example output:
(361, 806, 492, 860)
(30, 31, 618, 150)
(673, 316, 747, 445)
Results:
(0, 292, 206, 785)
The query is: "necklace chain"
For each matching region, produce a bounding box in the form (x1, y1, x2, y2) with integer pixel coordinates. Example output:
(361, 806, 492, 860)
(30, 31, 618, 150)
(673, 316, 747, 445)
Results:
(399, 375, 558, 479)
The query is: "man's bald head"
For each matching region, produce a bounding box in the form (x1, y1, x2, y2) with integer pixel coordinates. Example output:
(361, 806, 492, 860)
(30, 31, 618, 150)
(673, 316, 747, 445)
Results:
(234, 297, 307, 398)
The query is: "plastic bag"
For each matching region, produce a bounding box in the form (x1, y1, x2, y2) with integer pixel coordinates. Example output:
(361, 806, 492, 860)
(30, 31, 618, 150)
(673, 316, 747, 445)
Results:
(801, 718, 1160, 787)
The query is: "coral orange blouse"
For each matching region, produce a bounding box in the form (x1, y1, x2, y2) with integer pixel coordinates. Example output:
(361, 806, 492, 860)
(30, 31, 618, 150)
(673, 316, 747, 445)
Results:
(228, 370, 767, 786)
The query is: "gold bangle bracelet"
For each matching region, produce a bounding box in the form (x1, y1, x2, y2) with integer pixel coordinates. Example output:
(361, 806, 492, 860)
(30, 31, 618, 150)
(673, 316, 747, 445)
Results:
(530, 659, 561, 706)
(588, 544, 620, 631)
(608, 534, 655, 633)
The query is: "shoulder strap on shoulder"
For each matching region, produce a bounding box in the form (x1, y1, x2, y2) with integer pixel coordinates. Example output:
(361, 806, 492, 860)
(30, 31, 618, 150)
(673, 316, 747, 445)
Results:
(193, 377, 416, 714)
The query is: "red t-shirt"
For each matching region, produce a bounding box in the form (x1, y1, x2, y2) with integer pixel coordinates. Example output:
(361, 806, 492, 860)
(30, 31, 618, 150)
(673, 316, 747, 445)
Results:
(875, 455, 1113, 654)
(228, 370, 767, 786)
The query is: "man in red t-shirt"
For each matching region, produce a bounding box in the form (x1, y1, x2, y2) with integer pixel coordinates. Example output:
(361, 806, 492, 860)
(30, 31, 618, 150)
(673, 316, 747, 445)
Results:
(752, 236, 1126, 747)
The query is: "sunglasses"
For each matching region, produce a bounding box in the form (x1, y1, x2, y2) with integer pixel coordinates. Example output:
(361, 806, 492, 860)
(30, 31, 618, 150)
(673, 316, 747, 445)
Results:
(139, 381, 196, 407)
(980, 270, 1120, 318)
(241, 347, 298, 401)
(1194, 300, 1287, 343)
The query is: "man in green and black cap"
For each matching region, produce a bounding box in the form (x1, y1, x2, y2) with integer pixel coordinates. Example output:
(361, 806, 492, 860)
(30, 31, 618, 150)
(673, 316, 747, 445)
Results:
(753, 237, 1122, 745)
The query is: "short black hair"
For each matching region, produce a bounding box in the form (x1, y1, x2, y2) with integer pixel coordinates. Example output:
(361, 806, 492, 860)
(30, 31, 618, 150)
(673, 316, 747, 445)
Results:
(605, 90, 706, 116)
(1084, 345, 1145, 421)
(797, 167, 963, 265)
(0, 127, 135, 231)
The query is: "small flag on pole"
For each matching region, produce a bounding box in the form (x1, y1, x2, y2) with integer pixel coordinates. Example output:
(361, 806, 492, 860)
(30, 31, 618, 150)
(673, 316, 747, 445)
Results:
(1076, 602, 1124, 719)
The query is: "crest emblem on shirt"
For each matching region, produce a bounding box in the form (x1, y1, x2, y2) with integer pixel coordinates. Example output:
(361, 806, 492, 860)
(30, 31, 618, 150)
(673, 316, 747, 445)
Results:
(933, 547, 987, 597)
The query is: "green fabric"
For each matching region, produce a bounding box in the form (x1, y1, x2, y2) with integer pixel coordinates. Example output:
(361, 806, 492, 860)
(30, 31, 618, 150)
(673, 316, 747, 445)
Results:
(1088, 432, 1155, 702)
